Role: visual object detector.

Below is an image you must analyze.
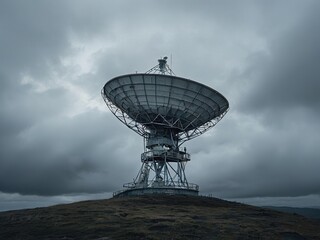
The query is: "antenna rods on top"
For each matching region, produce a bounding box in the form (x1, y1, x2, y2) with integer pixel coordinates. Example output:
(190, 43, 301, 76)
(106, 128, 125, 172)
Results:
(158, 56, 168, 73)
(145, 56, 175, 75)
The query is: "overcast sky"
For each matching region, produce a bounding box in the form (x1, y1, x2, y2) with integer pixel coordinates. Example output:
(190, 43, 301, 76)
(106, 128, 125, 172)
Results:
(1, 0, 320, 211)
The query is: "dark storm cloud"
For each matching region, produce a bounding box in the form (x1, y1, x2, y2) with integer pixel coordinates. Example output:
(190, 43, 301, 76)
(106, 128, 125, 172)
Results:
(0, 0, 319, 208)
(186, 1, 320, 199)
(239, 4, 320, 112)
(0, 0, 143, 195)
(0, 106, 141, 195)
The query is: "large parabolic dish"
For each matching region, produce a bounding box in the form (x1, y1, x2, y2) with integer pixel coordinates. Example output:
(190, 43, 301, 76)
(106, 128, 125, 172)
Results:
(102, 73, 229, 142)
(102, 58, 229, 197)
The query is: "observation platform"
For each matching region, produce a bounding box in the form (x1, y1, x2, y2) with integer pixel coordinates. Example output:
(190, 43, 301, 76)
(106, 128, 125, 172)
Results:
(113, 181, 199, 198)
(141, 150, 190, 162)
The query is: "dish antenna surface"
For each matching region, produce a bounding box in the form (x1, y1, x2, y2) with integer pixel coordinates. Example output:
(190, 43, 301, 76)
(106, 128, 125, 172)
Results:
(102, 57, 229, 197)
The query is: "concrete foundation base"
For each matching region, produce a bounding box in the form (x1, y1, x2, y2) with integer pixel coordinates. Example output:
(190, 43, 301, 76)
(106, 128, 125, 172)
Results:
(113, 187, 199, 198)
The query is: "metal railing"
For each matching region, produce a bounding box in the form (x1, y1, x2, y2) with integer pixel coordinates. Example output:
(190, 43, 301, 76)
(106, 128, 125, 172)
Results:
(141, 150, 190, 162)
(122, 181, 199, 191)
(113, 181, 199, 197)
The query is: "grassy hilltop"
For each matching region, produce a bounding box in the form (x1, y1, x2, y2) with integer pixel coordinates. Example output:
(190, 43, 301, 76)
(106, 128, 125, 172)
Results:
(0, 194, 319, 239)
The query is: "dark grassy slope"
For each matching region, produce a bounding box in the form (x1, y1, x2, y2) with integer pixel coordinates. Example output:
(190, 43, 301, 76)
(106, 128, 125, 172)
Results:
(0, 194, 319, 240)
(263, 206, 320, 220)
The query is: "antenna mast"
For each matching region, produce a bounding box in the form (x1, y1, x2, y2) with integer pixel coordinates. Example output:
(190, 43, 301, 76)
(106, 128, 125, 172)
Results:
(145, 56, 175, 75)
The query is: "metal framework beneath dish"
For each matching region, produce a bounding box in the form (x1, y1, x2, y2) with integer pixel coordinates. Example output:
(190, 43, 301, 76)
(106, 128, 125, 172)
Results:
(102, 57, 229, 197)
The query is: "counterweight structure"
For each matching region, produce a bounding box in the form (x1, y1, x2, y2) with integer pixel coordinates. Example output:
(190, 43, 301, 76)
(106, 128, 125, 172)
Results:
(102, 57, 229, 197)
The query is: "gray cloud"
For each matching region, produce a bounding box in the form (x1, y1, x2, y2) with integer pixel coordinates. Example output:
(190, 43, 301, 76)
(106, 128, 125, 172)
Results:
(239, 5, 320, 113)
(0, 0, 320, 209)
(186, 0, 320, 199)
(0, 107, 141, 195)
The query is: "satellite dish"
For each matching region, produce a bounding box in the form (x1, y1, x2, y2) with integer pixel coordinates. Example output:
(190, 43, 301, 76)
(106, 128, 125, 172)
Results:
(102, 58, 229, 197)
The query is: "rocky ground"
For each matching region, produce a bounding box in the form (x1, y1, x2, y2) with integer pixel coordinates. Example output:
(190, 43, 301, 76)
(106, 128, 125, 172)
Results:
(0, 194, 319, 239)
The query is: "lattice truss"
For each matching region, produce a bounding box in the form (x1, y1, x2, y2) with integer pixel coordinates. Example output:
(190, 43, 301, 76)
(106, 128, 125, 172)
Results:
(127, 160, 188, 188)
(122, 159, 199, 191)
